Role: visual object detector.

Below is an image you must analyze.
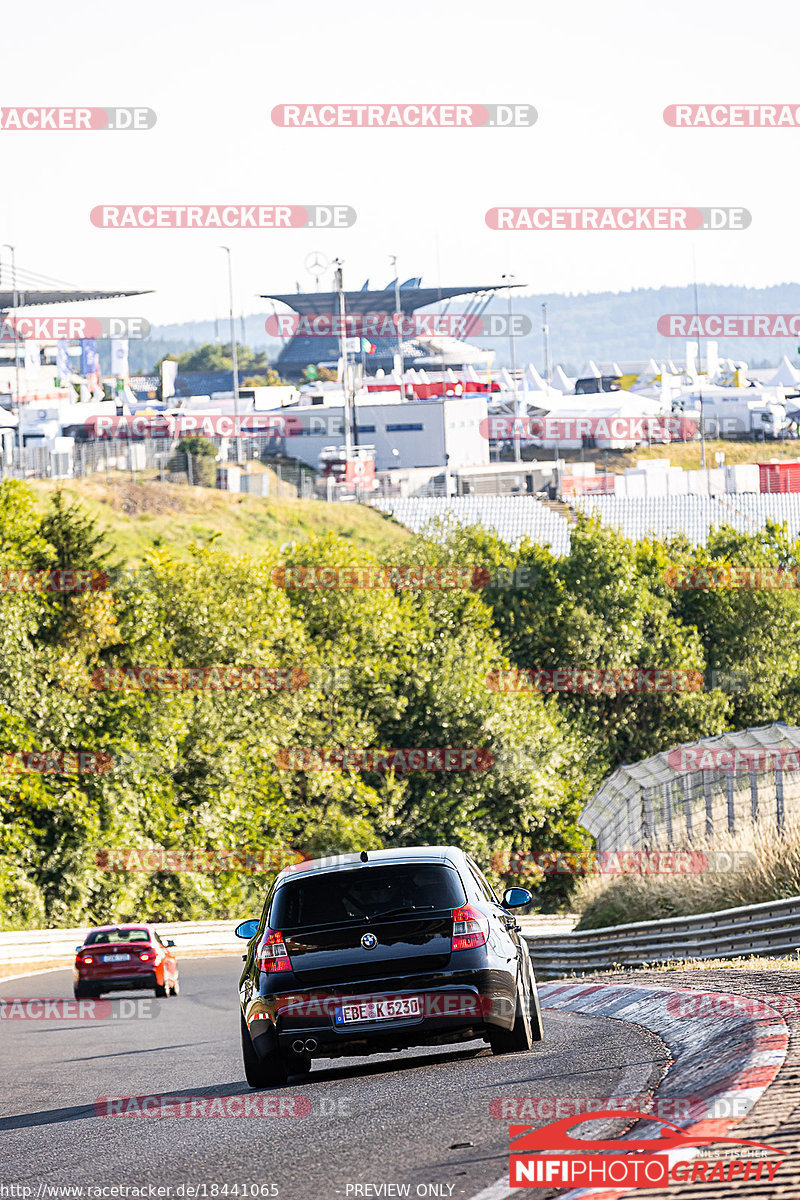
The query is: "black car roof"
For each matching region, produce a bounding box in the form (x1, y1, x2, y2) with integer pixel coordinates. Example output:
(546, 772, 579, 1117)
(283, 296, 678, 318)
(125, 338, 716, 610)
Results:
(274, 845, 466, 884)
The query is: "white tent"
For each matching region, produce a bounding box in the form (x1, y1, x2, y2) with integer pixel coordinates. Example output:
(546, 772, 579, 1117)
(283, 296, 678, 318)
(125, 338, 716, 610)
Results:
(551, 365, 574, 392)
(768, 356, 800, 387)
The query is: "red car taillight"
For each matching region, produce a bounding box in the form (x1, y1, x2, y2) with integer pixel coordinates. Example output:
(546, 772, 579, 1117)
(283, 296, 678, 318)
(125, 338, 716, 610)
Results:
(81, 956, 94, 964)
(139, 953, 153, 961)
(452, 905, 489, 951)
(256, 928, 292, 973)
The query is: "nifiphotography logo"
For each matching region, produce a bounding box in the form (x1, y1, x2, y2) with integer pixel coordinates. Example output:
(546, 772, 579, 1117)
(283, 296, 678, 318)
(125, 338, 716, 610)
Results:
(508, 1111, 785, 1188)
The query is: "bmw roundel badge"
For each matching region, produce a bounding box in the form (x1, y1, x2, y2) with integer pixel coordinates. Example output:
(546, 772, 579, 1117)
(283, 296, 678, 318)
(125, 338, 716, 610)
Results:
(361, 932, 378, 949)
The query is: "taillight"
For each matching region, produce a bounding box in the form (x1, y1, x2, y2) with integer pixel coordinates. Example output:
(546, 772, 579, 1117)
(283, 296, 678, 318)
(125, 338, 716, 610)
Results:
(452, 905, 489, 951)
(81, 956, 94, 964)
(257, 928, 292, 973)
(139, 953, 153, 961)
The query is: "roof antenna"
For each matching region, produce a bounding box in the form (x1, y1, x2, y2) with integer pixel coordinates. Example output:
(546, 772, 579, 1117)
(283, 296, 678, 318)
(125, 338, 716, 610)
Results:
(360, 851, 369, 862)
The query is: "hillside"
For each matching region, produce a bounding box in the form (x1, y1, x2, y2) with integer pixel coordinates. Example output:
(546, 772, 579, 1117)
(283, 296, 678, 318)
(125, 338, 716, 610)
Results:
(137, 283, 800, 375)
(26, 477, 410, 564)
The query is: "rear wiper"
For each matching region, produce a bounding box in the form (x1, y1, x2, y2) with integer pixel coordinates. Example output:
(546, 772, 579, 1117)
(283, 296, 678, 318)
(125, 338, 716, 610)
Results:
(366, 905, 437, 920)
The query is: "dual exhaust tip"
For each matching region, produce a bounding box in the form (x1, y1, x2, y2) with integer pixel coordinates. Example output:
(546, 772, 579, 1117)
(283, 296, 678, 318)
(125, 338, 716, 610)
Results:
(291, 1038, 318, 1054)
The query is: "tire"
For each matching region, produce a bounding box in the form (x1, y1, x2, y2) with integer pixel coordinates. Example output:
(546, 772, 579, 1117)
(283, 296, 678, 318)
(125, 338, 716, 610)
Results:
(154, 982, 168, 998)
(489, 973, 534, 1055)
(529, 975, 545, 1042)
(74, 984, 94, 1000)
(240, 1011, 288, 1088)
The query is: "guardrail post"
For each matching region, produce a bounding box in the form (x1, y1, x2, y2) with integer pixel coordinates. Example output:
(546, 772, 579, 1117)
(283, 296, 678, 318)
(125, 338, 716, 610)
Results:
(726, 773, 735, 832)
(776, 766, 785, 833)
(703, 770, 713, 838)
(683, 775, 693, 841)
(642, 788, 655, 848)
(665, 781, 674, 846)
(750, 770, 759, 822)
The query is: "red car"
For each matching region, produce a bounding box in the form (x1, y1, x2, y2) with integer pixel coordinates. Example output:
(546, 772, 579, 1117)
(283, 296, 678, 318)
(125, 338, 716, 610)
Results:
(73, 924, 180, 999)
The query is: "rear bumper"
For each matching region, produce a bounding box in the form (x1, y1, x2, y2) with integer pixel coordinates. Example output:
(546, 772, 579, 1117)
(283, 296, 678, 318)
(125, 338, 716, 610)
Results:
(73, 969, 159, 992)
(244, 966, 518, 1058)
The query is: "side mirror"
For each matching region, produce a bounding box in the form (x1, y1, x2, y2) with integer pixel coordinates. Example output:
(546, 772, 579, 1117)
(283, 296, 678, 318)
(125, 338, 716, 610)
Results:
(235, 918, 260, 940)
(165, 939, 175, 948)
(75, 945, 83, 954)
(503, 886, 533, 909)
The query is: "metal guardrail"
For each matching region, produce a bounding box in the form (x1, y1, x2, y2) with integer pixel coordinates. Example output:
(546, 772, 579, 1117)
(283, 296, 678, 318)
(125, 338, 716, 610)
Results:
(7, 900, 797, 978)
(0, 913, 578, 968)
(524, 894, 800, 977)
(0, 920, 241, 965)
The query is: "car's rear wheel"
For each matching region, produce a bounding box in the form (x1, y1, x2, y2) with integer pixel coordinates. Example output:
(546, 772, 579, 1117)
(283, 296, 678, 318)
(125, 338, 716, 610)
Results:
(240, 1012, 288, 1088)
(489, 973, 535, 1054)
(74, 984, 98, 1000)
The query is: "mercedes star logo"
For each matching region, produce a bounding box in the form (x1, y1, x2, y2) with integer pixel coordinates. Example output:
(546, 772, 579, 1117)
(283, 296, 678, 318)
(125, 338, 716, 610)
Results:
(361, 932, 378, 950)
(304, 250, 329, 277)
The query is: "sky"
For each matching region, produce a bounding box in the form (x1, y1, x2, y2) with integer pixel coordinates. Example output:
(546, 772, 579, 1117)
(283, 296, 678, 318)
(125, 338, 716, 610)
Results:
(1, 0, 799, 331)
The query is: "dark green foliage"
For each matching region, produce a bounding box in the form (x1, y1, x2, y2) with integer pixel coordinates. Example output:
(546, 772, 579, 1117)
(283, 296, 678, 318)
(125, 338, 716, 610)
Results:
(2, 483, 800, 928)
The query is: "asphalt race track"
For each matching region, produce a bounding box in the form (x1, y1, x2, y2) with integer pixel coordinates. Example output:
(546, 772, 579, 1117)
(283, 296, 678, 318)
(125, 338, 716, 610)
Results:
(1, 958, 669, 1200)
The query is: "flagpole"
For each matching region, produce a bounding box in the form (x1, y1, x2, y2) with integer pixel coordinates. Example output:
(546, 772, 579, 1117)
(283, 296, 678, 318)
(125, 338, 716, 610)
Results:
(389, 255, 404, 399)
(2, 245, 21, 456)
(334, 260, 353, 459)
(220, 246, 242, 465)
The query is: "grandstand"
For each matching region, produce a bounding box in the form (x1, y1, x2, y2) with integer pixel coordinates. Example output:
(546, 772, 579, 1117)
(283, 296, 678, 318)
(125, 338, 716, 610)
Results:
(572, 493, 800, 545)
(373, 496, 572, 554)
(376, 492, 800, 553)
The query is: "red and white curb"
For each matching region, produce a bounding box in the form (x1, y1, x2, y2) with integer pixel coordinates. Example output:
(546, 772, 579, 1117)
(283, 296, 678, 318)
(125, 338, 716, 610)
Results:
(470, 979, 790, 1200)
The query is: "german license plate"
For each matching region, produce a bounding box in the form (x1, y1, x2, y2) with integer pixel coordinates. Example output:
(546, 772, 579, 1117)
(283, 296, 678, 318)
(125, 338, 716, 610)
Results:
(102, 954, 129, 962)
(334, 997, 422, 1024)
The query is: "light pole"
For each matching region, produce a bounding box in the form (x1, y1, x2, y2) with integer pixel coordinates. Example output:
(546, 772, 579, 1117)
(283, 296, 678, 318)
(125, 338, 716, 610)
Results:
(502, 272, 520, 463)
(333, 259, 353, 459)
(2, 244, 22, 456)
(389, 255, 404, 398)
(220, 246, 242, 465)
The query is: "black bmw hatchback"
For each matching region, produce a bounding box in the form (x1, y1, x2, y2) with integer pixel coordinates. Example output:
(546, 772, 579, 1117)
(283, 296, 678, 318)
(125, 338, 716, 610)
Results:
(235, 846, 543, 1087)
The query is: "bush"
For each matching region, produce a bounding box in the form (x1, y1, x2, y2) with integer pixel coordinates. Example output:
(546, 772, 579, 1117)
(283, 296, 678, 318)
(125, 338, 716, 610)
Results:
(169, 438, 217, 487)
(574, 823, 800, 928)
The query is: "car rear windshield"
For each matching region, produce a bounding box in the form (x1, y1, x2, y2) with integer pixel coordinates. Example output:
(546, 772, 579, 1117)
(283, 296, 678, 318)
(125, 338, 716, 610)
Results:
(270, 863, 466, 930)
(84, 928, 150, 945)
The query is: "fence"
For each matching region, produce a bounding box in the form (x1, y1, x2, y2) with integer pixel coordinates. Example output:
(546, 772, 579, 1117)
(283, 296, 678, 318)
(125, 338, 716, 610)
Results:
(524, 894, 800, 977)
(0, 438, 320, 499)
